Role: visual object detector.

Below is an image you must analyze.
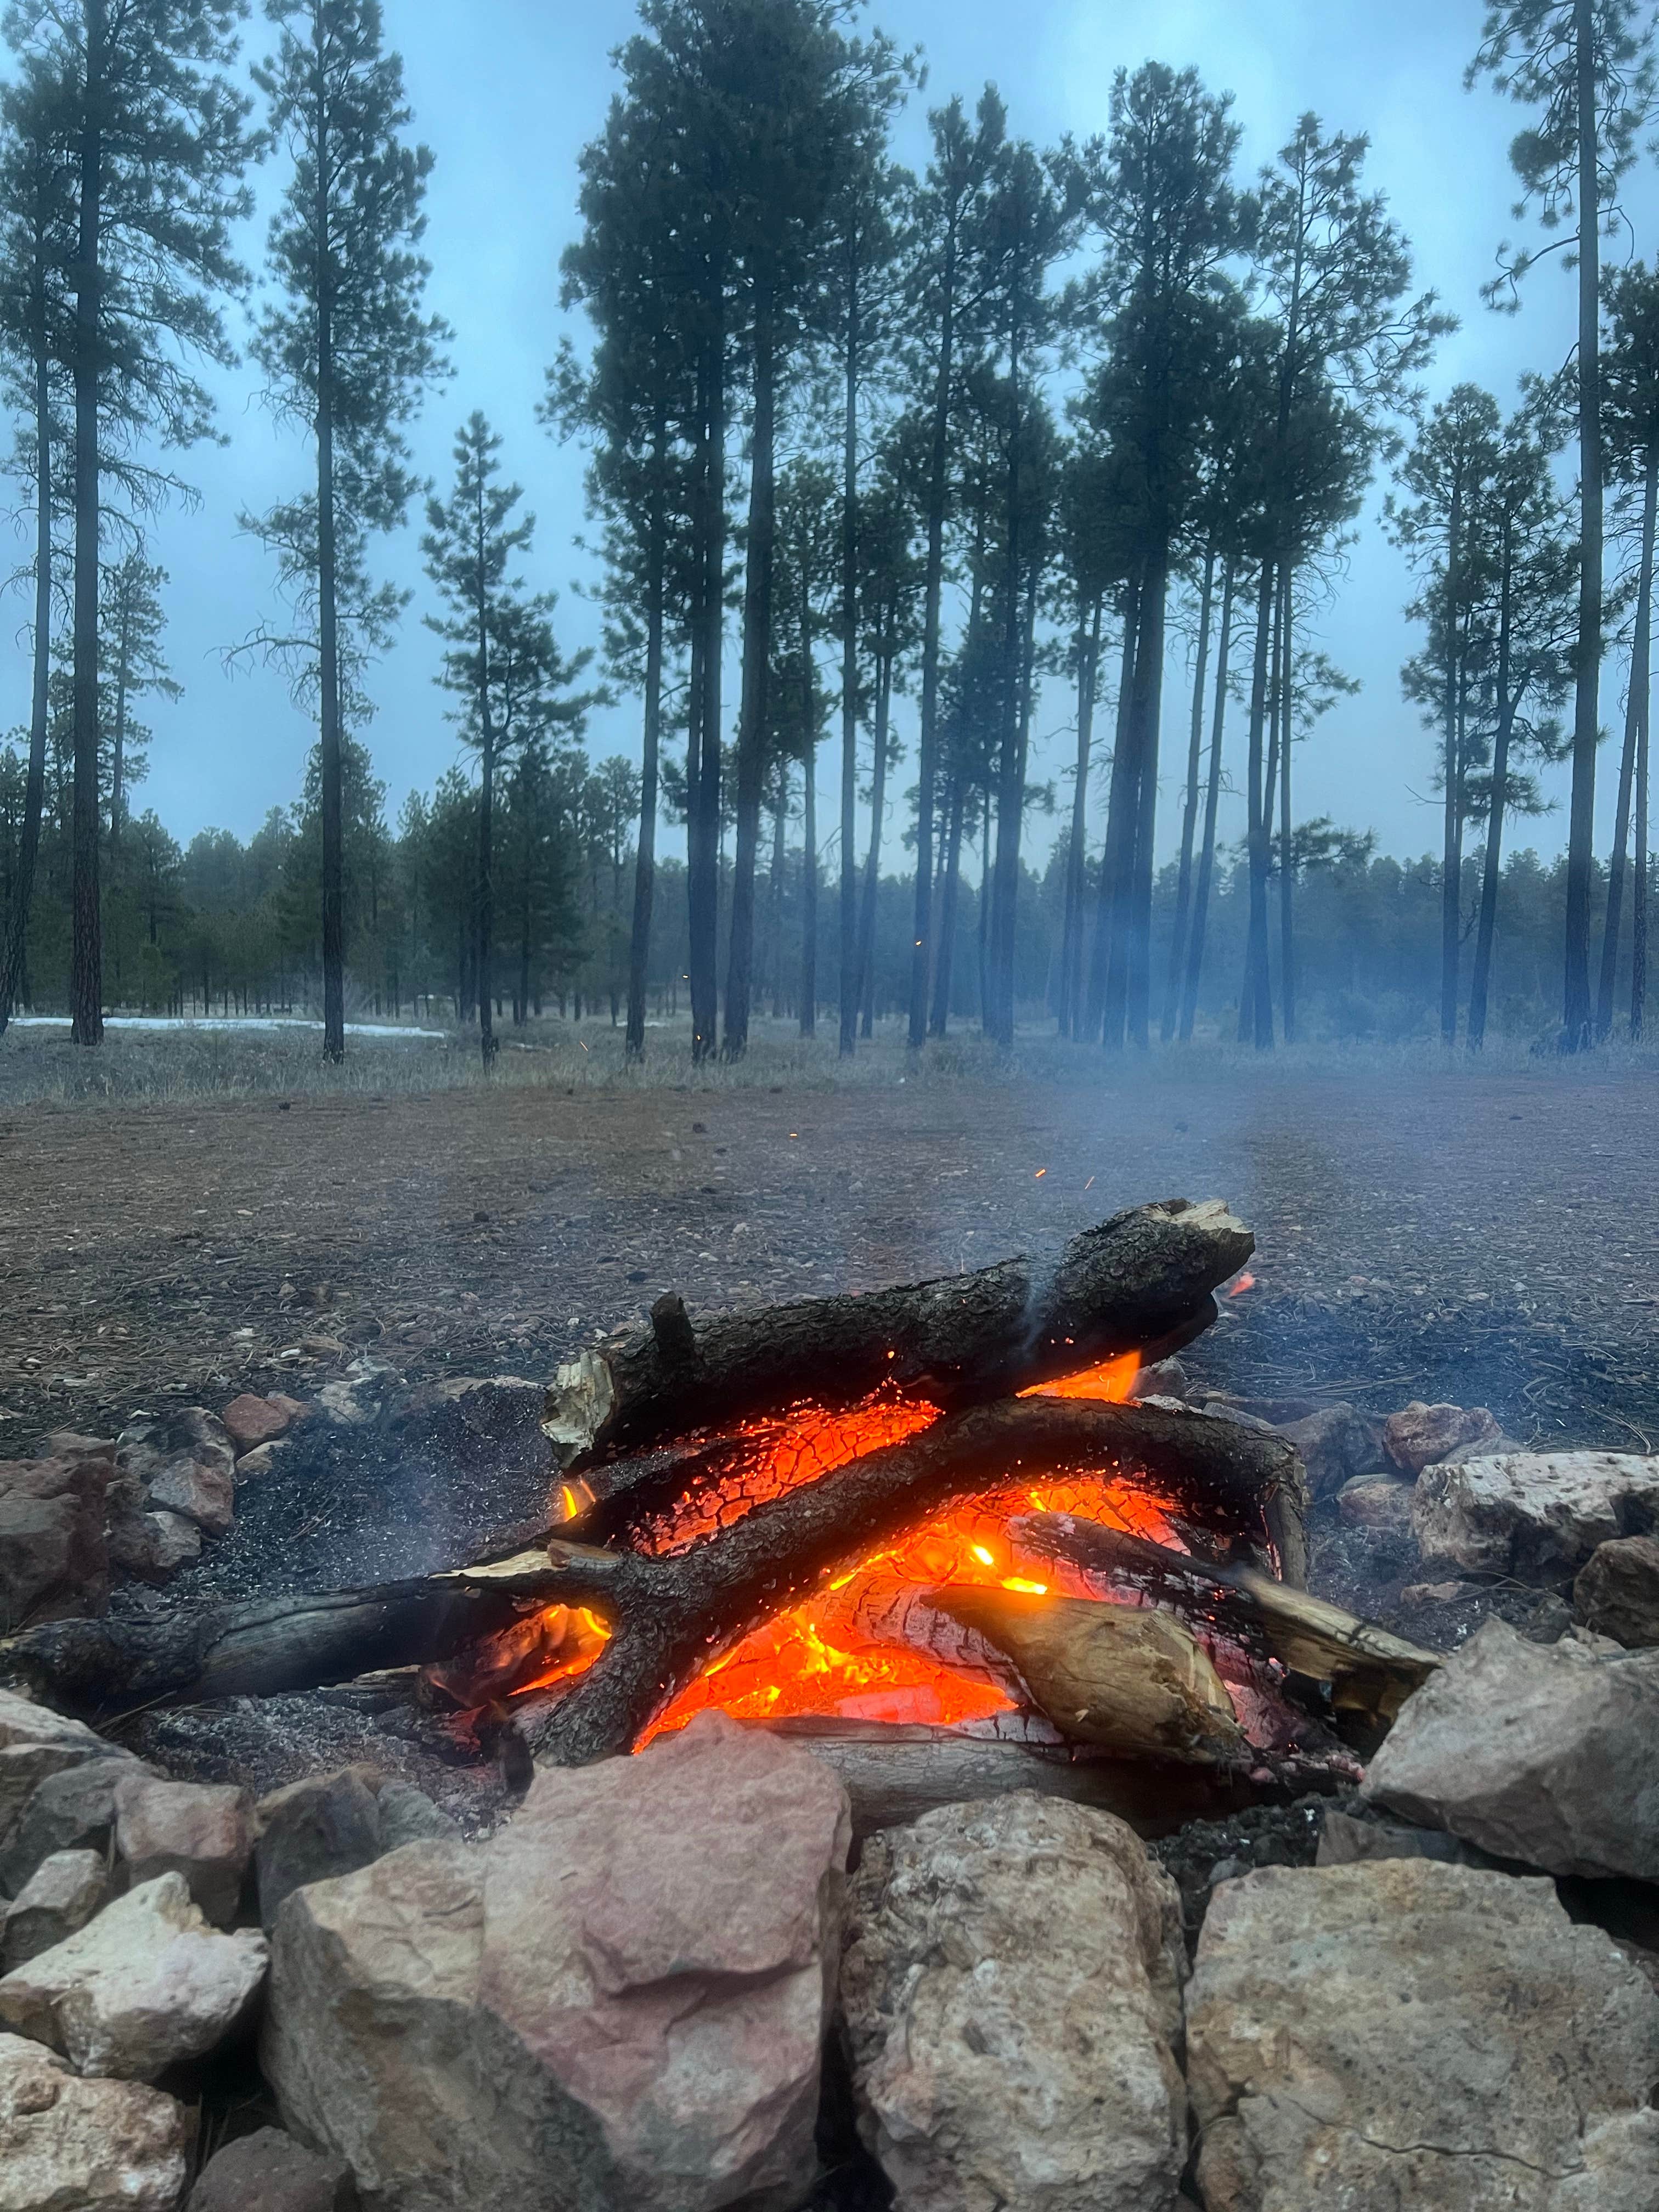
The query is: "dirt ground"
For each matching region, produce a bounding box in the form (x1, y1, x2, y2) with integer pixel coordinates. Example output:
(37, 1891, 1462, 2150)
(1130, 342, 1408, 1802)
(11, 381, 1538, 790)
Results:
(3, 1056, 1655, 1458)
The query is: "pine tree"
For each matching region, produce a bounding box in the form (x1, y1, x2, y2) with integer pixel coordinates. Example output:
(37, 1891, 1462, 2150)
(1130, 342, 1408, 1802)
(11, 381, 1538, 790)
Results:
(3, 0, 253, 1044)
(249, 0, 447, 1061)
(1470, 1, 1658, 1047)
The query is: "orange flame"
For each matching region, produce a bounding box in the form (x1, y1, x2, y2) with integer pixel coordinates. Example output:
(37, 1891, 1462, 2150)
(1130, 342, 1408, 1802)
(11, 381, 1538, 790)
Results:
(1227, 1273, 1257, 1299)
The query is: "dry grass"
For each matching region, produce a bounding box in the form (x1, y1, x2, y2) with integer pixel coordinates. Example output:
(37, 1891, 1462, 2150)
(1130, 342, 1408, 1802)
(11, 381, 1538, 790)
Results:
(3, 1009, 1656, 1110)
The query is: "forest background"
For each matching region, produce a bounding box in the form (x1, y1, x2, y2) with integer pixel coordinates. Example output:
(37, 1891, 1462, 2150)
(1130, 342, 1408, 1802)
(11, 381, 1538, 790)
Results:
(2, 0, 1658, 1064)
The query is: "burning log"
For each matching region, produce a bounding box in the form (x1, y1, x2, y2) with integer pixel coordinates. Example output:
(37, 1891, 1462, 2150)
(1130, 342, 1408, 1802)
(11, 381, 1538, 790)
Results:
(930, 1587, 1250, 1765)
(2, 1401, 1302, 1746)
(543, 1198, 1254, 1473)
(1013, 1515, 1440, 1728)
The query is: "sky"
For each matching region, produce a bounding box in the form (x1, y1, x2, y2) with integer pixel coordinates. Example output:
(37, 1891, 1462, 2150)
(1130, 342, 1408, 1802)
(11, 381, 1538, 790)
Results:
(1, 0, 1643, 871)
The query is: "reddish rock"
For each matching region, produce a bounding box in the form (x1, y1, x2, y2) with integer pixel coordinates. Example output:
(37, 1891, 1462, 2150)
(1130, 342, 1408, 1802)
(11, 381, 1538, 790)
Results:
(41, 1434, 116, 1466)
(267, 1394, 309, 1425)
(1279, 1404, 1385, 1499)
(116, 1775, 255, 1927)
(263, 1712, 852, 2212)
(1575, 1536, 1659, 1650)
(188, 2126, 358, 2212)
(1384, 1401, 1502, 1477)
(223, 1396, 296, 1454)
(1338, 1476, 1417, 1535)
(0, 1454, 112, 1624)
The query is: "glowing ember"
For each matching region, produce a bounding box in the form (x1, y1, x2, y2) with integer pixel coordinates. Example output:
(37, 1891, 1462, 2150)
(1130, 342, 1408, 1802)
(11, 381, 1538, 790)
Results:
(1227, 1273, 1257, 1298)
(499, 1348, 1204, 1743)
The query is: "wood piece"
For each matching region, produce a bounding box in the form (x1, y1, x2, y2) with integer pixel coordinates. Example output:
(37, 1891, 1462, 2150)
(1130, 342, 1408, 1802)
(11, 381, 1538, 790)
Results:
(1014, 1515, 1440, 1725)
(752, 1718, 1339, 1839)
(5, 1404, 1302, 1756)
(543, 1199, 1254, 1469)
(518, 1397, 1303, 1768)
(931, 1587, 1250, 1765)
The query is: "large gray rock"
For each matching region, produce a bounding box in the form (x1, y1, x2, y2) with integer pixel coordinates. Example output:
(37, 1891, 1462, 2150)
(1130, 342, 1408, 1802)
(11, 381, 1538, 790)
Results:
(187, 2125, 357, 2212)
(0, 1690, 123, 1849)
(263, 1712, 850, 2212)
(1, 1850, 108, 1971)
(1364, 1617, 1659, 1880)
(1185, 1858, 1659, 2211)
(0, 1870, 268, 2080)
(0, 1754, 151, 1898)
(116, 1775, 253, 1928)
(1575, 1535, 1659, 1648)
(1413, 1449, 1659, 1581)
(253, 1768, 383, 1932)
(0, 2029, 189, 2212)
(840, 1793, 1188, 2212)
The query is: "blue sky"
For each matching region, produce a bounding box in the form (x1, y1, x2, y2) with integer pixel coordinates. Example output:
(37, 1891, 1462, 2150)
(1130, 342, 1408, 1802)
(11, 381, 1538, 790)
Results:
(1, 0, 1639, 868)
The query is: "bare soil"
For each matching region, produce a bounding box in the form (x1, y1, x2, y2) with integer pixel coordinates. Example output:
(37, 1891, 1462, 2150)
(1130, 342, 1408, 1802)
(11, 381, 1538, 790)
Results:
(3, 1058, 1654, 1456)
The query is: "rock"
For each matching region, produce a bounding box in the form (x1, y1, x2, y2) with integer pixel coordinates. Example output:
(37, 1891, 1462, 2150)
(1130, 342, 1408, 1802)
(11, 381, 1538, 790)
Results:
(1575, 1535, 1659, 1649)
(144, 1458, 234, 1538)
(187, 2126, 357, 2212)
(1384, 1400, 1502, 1476)
(40, 1434, 115, 1468)
(106, 1480, 202, 1581)
(0, 1756, 151, 1898)
(115, 1776, 253, 1928)
(116, 1412, 235, 1489)
(1398, 1579, 1476, 1605)
(1315, 1809, 1497, 1871)
(0, 1690, 123, 1848)
(222, 1396, 297, 1454)
(371, 1779, 460, 1852)
(1364, 1617, 1659, 1881)
(254, 1768, 383, 1932)
(0, 2029, 189, 2211)
(147, 1510, 204, 1571)
(1278, 1404, 1384, 1499)
(1185, 1858, 1659, 2211)
(1335, 1474, 1416, 1533)
(234, 1443, 285, 1481)
(0, 1454, 112, 1624)
(1413, 1450, 1659, 1581)
(0, 1871, 267, 2080)
(1128, 1358, 1189, 1403)
(1, 1852, 108, 1971)
(263, 1712, 850, 2212)
(841, 1792, 1188, 2212)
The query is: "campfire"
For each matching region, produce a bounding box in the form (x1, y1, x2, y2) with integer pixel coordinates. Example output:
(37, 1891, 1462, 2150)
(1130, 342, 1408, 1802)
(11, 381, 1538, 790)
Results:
(7, 1200, 1438, 1826)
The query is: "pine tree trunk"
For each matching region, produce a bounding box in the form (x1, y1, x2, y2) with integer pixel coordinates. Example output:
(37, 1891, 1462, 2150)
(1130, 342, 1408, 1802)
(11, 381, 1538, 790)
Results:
(767, 767, 787, 1020)
(799, 560, 818, 1039)
(1058, 595, 1103, 1037)
(987, 334, 1025, 1054)
(1180, 558, 1233, 1043)
(1162, 551, 1214, 1041)
(1241, 561, 1276, 1049)
(626, 422, 666, 1058)
(689, 339, 725, 1063)
(69, 0, 105, 1047)
(1634, 619, 1650, 1040)
(1597, 446, 1657, 1038)
(910, 217, 957, 1049)
(1088, 591, 1140, 1046)
(1563, 0, 1603, 1050)
(725, 300, 775, 1059)
(856, 650, 891, 1037)
(1126, 549, 1167, 1050)
(1469, 519, 1516, 1053)
(929, 775, 963, 1036)
(1278, 568, 1296, 1045)
(839, 244, 861, 1060)
(1, 324, 53, 1034)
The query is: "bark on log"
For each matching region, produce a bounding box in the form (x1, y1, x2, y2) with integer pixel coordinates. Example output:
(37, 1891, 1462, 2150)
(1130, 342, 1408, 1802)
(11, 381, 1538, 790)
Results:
(0, 1572, 543, 1717)
(753, 1718, 1341, 1839)
(1013, 1515, 1439, 1726)
(5, 1405, 1304, 1756)
(543, 1199, 1254, 1471)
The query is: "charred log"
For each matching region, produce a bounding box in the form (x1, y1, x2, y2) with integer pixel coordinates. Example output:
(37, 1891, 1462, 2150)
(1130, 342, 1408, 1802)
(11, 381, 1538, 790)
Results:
(4, 1401, 1304, 1751)
(543, 1198, 1253, 1471)
(749, 1718, 1344, 1839)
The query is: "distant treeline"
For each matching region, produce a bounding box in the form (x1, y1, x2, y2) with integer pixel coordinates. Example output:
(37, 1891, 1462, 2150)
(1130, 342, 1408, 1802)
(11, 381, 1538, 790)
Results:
(1, 726, 1643, 1046)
